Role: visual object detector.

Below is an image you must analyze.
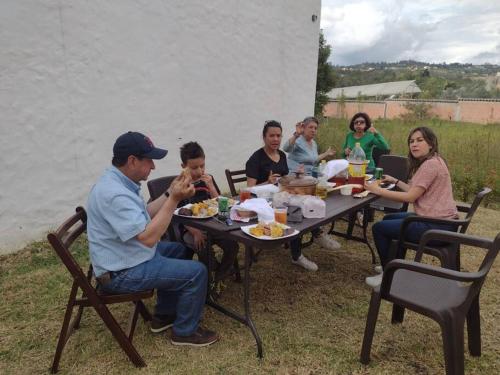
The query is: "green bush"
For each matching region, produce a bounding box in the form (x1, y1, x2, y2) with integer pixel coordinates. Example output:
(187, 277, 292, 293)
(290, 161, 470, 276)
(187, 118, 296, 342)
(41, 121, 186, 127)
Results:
(318, 118, 500, 209)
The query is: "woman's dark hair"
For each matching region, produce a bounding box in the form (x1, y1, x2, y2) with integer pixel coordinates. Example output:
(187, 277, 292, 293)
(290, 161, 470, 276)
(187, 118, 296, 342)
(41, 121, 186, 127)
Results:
(407, 126, 441, 177)
(302, 116, 319, 126)
(262, 120, 282, 137)
(349, 112, 372, 131)
(180, 141, 205, 164)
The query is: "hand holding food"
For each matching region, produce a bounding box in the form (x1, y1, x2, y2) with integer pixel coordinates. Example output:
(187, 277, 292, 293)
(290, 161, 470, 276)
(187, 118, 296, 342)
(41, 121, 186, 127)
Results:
(344, 147, 351, 156)
(170, 172, 195, 202)
(368, 125, 377, 134)
(200, 173, 214, 188)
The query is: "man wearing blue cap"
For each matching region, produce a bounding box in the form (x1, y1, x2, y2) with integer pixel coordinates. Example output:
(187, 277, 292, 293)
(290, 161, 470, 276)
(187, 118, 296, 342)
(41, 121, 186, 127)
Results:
(87, 131, 218, 347)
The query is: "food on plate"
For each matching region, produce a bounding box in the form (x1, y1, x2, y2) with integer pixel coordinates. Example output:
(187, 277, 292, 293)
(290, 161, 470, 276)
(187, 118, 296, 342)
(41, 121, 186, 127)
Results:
(236, 208, 257, 218)
(178, 207, 193, 216)
(248, 222, 293, 238)
(178, 200, 218, 217)
(191, 202, 217, 217)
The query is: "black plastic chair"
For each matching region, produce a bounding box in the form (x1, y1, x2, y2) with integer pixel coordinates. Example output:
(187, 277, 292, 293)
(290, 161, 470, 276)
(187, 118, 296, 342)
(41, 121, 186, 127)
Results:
(393, 187, 492, 271)
(370, 154, 409, 213)
(360, 229, 500, 375)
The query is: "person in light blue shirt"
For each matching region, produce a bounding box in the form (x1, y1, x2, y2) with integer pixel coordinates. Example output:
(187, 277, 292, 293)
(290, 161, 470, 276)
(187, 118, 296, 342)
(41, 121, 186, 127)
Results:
(87, 131, 218, 347)
(282, 117, 348, 255)
(283, 116, 337, 174)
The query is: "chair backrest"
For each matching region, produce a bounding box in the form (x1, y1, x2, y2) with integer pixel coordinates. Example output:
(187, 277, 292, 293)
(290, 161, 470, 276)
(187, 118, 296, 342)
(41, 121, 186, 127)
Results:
(373, 148, 391, 168)
(147, 175, 221, 201)
(377, 155, 409, 183)
(225, 169, 247, 197)
(418, 229, 500, 302)
(47, 207, 93, 291)
(459, 187, 492, 234)
(147, 176, 177, 201)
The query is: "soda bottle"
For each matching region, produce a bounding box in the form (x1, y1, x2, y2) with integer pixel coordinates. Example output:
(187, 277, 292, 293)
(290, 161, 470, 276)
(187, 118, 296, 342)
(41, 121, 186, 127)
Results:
(348, 142, 367, 194)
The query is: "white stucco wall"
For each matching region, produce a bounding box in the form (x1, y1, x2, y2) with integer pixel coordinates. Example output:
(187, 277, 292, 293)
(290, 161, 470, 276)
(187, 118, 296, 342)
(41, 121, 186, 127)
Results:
(0, 0, 321, 254)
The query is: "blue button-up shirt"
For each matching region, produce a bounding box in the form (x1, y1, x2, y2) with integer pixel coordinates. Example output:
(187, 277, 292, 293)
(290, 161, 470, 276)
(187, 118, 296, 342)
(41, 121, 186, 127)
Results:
(87, 166, 155, 277)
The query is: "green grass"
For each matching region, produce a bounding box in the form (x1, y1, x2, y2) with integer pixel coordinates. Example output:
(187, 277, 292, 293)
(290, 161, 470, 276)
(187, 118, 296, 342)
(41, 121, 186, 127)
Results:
(1, 208, 499, 374)
(317, 118, 500, 208)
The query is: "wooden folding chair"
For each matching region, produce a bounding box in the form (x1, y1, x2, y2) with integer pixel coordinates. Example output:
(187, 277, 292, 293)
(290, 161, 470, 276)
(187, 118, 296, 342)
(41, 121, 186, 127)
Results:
(225, 168, 247, 197)
(48, 206, 153, 373)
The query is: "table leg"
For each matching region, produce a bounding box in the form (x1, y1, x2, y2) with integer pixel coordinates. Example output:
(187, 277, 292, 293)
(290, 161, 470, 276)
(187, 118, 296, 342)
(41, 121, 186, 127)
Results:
(205, 243, 263, 358)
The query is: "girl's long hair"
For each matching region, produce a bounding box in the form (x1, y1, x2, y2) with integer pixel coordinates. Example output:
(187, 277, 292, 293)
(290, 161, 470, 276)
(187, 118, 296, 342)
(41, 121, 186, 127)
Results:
(407, 126, 440, 178)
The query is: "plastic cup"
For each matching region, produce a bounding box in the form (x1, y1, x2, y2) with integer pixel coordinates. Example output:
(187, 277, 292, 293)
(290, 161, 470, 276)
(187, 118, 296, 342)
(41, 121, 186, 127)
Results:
(340, 186, 352, 196)
(274, 207, 288, 224)
(239, 189, 251, 203)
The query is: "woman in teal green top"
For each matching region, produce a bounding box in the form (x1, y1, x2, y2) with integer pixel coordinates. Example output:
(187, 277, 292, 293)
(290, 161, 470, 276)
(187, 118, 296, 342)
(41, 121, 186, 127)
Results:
(341, 112, 390, 170)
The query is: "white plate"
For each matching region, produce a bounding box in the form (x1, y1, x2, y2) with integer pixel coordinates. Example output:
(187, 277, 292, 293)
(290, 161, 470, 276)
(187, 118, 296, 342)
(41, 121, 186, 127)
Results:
(174, 203, 218, 219)
(241, 224, 299, 240)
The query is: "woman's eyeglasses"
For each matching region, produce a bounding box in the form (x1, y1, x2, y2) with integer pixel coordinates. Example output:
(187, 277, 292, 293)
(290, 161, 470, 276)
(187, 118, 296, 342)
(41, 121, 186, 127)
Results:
(353, 120, 366, 125)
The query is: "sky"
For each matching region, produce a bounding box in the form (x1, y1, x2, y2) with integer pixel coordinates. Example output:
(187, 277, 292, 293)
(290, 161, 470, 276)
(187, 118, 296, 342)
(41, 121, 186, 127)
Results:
(320, 0, 500, 66)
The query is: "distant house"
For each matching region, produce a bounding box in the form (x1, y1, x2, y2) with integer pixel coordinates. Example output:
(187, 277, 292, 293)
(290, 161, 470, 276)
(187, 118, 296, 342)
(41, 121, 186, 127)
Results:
(328, 80, 421, 100)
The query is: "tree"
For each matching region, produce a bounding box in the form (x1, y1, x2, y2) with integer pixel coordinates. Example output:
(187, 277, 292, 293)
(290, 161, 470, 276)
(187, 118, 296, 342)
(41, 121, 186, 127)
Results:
(315, 30, 336, 117)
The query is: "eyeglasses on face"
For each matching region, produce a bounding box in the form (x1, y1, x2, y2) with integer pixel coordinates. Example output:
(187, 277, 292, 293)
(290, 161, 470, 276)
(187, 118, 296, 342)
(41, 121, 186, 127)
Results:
(353, 120, 366, 125)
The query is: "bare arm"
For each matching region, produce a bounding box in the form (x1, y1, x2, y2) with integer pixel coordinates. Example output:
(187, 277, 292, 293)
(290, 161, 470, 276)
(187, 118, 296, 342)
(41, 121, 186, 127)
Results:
(318, 147, 336, 162)
(364, 179, 424, 203)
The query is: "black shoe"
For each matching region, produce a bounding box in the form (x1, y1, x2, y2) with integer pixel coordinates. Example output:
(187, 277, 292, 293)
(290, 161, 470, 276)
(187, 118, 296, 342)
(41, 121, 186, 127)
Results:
(171, 326, 219, 347)
(150, 314, 175, 333)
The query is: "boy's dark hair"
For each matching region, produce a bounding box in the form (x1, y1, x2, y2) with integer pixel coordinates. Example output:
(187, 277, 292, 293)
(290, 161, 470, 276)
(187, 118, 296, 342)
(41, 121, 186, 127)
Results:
(180, 141, 205, 164)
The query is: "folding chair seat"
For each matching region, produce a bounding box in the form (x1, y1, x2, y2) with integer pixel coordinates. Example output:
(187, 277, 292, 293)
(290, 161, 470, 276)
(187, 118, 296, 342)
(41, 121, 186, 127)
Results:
(48, 207, 153, 373)
(361, 230, 500, 375)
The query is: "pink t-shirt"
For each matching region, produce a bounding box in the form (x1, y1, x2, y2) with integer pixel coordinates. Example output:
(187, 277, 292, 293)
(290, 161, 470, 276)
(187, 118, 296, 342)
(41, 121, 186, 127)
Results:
(410, 156, 458, 219)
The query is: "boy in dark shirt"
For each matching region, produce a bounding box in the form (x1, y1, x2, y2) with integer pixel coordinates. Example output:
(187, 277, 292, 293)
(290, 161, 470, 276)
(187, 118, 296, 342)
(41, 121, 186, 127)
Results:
(177, 142, 239, 281)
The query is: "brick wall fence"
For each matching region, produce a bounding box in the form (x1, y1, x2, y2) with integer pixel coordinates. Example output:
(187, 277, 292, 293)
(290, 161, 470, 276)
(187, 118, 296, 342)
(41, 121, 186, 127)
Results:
(323, 98, 500, 124)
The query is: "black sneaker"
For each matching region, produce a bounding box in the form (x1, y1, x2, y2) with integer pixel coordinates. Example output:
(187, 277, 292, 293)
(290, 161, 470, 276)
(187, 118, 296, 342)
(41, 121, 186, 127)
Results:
(150, 314, 175, 333)
(171, 327, 219, 347)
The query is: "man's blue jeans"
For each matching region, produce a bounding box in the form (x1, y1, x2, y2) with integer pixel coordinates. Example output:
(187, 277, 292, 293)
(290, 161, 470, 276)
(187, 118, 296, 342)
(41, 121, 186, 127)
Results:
(372, 212, 455, 267)
(100, 241, 207, 336)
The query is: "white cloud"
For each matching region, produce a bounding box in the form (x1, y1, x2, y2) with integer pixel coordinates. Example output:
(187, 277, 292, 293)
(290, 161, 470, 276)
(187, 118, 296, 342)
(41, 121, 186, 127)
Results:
(321, 0, 500, 65)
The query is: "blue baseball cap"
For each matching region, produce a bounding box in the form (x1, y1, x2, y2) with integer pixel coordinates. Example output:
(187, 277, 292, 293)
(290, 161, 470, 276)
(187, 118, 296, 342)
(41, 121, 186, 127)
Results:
(113, 131, 168, 160)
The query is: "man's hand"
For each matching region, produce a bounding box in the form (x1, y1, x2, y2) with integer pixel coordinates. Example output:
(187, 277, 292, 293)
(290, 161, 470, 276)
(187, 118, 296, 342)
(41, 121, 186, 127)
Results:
(169, 173, 195, 202)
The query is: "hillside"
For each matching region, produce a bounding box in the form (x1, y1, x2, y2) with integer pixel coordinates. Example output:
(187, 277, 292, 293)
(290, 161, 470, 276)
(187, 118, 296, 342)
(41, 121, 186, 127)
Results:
(334, 61, 500, 99)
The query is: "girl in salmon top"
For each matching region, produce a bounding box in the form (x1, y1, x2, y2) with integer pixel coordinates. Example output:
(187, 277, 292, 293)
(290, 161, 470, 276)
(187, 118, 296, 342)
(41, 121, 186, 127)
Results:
(364, 126, 458, 288)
